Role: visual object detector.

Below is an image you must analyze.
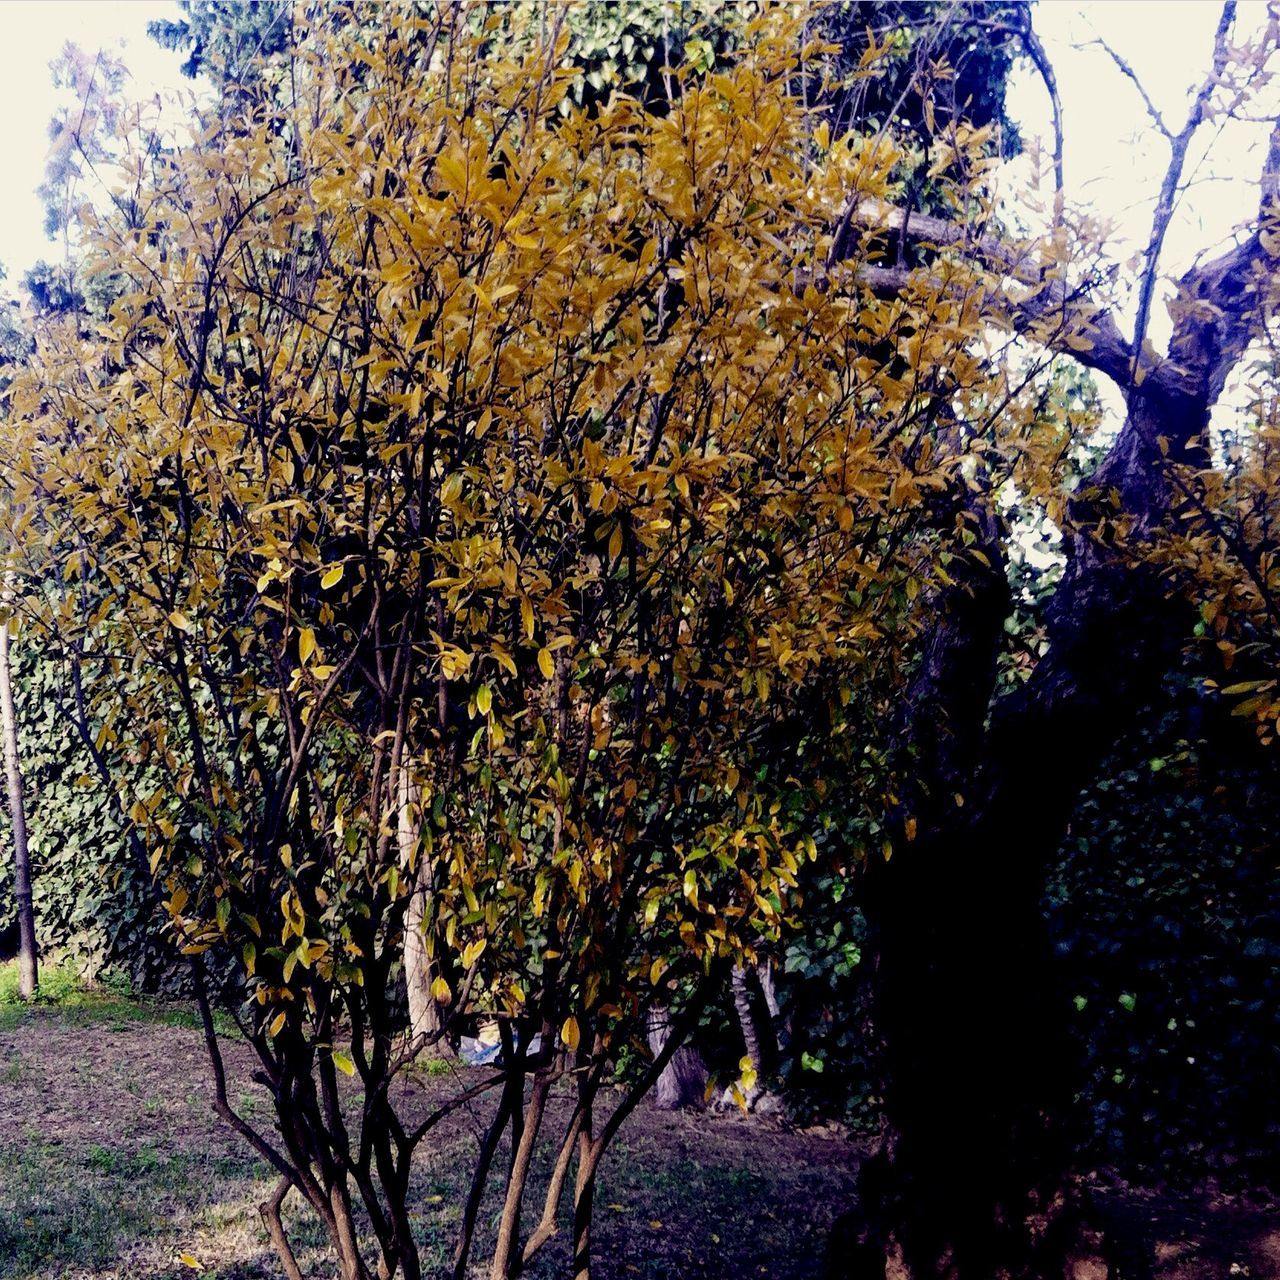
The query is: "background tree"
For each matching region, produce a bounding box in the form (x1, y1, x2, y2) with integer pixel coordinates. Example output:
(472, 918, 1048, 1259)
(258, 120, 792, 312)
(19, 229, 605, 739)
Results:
(834, 5, 1280, 1276)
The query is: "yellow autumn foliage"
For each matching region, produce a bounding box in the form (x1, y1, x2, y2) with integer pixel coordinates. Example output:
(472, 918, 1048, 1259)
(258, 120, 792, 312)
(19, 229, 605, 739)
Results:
(0, 2, 1038, 1076)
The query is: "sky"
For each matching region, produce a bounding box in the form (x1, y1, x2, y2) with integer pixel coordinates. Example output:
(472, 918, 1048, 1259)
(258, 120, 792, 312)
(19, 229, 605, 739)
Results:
(1007, 2, 1278, 335)
(0, 1, 192, 283)
(0, 1, 1273, 327)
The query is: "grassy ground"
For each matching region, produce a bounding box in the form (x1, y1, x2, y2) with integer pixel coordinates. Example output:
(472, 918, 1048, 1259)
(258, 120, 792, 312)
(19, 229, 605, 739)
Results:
(0, 961, 856, 1280)
(2, 961, 1277, 1280)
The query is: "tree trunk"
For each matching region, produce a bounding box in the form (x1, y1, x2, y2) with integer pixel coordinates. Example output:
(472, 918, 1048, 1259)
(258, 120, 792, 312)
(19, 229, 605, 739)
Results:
(397, 769, 448, 1050)
(0, 604, 36, 1001)
(756, 958, 787, 1052)
(731, 963, 763, 1093)
(838, 65, 1280, 1274)
(646, 1005, 708, 1110)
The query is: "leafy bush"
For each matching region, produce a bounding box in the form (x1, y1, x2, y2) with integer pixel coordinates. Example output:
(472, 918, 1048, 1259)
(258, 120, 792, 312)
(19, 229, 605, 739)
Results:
(1047, 678, 1280, 1186)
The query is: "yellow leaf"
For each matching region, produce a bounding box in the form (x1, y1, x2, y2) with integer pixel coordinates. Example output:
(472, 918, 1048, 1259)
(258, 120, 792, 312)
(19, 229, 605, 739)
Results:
(431, 975, 451, 1004)
(299, 628, 316, 665)
(168, 611, 190, 631)
(476, 684, 492, 715)
(268, 1010, 287, 1038)
(537, 648, 554, 680)
(321, 565, 344, 590)
(561, 1015, 580, 1052)
(332, 1049, 355, 1076)
(179, 1254, 201, 1270)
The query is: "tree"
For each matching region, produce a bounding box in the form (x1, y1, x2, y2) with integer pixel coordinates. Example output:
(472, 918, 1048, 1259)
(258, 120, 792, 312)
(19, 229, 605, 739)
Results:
(832, 5, 1280, 1276)
(1, 8, 1037, 1278)
(8, 5, 1273, 1278)
(148, 0, 293, 85)
(0, 590, 36, 1000)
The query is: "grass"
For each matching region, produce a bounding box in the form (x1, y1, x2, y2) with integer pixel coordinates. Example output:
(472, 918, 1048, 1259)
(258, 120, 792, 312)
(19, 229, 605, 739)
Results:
(0, 1128, 267, 1280)
(0, 957, 234, 1035)
(0, 969, 859, 1279)
(2, 965, 1275, 1279)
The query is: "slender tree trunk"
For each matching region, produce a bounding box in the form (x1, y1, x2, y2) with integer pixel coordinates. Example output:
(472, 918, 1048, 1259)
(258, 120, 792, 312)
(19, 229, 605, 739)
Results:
(489, 1064, 551, 1280)
(756, 958, 787, 1052)
(397, 769, 448, 1050)
(0, 604, 36, 1000)
(731, 964, 763, 1083)
(572, 1124, 602, 1280)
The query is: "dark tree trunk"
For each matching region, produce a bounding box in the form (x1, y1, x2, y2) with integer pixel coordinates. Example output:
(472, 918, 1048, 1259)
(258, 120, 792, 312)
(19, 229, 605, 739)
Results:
(843, 411, 1206, 1279)
(842, 104, 1280, 1277)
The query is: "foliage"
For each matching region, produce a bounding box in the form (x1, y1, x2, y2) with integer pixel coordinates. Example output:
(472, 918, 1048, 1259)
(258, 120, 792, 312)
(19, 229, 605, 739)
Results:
(0, 5, 1057, 1276)
(1047, 675, 1280, 1187)
(148, 0, 293, 84)
(816, 2, 1027, 157)
(0, 641, 172, 989)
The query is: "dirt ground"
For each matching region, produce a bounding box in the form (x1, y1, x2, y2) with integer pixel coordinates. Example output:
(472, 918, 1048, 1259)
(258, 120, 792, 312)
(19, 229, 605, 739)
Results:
(0, 1006, 1276, 1280)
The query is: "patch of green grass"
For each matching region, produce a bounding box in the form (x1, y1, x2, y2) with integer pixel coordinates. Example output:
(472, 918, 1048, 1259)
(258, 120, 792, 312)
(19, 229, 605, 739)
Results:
(0, 959, 236, 1036)
(0, 1130, 270, 1280)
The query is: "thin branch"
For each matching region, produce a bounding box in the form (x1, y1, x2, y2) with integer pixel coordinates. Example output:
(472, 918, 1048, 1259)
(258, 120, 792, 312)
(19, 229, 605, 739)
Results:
(1086, 36, 1173, 141)
(1022, 14, 1067, 200)
(1130, 1, 1238, 392)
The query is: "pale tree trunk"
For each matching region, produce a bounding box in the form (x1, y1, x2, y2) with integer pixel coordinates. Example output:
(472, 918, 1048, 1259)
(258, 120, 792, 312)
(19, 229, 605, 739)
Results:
(731, 960, 786, 1108)
(756, 958, 787, 1051)
(396, 768, 448, 1050)
(646, 1005, 708, 1110)
(731, 964, 763, 1086)
(0, 601, 36, 1000)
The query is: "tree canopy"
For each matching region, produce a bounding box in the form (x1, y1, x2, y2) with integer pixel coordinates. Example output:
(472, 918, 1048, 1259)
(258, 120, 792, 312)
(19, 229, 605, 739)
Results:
(1, 3, 1278, 1279)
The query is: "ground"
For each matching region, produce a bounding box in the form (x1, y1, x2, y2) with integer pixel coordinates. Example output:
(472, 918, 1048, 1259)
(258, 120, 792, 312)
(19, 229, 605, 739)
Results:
(0, 987, 1276, 1280)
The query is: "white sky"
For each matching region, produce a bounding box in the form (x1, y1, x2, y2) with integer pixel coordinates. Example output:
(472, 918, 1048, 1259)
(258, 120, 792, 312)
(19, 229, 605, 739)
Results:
(0, 1, 189, 282)
(1007, 2, 1278, 324)
(0, 0, 1273, 331)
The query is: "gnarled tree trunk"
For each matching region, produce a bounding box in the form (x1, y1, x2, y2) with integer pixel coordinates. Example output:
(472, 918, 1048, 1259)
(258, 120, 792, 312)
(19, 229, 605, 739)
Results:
(840, 45, 1280, 1278)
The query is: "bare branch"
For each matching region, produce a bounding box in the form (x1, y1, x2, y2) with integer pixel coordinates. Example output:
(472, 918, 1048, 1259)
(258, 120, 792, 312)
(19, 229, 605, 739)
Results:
(1021, 13, 1067, 200)
(1130, 1, 1238, 392)
(1086, 36, 1173, 141)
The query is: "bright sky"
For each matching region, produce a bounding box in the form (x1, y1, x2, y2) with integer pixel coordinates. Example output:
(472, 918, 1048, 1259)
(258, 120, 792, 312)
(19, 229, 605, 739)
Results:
(0, 0, 1273, 326)
(1007, 2, 1278, 331)
(0, 0, 190, 282)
